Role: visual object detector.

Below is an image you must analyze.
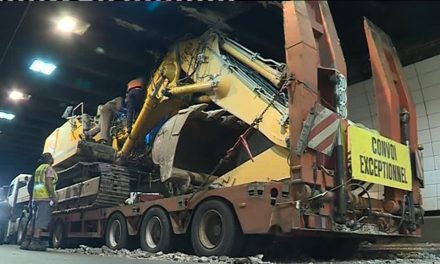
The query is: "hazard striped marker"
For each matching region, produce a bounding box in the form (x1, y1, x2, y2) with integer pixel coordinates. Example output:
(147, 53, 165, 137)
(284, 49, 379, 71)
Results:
(295, 104, 341, 156)
(415, 149, 424, 185)
(308, 106, 340, 155)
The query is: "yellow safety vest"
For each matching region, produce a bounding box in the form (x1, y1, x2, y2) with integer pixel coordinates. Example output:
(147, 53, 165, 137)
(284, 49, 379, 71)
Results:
(33, 164, 58, 200)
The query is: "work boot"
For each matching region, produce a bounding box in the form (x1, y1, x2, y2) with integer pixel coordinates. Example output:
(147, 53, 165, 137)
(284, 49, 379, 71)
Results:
(19, 235, 31, 250)
(28, 238, 47, 251)
(98, 139, 108, 145)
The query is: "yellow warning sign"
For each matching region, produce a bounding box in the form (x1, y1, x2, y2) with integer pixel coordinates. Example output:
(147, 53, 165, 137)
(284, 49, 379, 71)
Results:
(349, 126, 412, 191)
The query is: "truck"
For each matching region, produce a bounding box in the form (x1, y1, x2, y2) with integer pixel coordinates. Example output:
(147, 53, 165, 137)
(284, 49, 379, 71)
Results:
(0, 185, 8, 244)
(0, 174, 31, 245)
(18, 1, 424, 258)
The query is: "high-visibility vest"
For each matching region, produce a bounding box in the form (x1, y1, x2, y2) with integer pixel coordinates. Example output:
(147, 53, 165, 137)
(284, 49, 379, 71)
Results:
(33, 164, 58, 200)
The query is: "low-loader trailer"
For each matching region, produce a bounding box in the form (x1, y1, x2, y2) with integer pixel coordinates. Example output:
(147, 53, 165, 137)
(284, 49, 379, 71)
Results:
(18, 1, 424, 258)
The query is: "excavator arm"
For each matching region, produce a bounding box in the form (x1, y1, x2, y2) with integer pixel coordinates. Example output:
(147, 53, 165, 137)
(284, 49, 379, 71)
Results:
(119, 31, 290, 159)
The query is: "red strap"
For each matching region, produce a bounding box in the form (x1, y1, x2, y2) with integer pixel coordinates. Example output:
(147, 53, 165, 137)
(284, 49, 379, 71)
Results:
(239, 135, 254, 162)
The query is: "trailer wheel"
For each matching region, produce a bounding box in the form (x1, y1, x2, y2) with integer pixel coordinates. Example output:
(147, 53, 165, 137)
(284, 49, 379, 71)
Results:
(16, 217, 27, 245)
(51, 221, 66, 249)
(105, 213, 128, 250)
(0, 221, 6, 245)
(191, 200, 243, 256)
(140, 207, 173, 253)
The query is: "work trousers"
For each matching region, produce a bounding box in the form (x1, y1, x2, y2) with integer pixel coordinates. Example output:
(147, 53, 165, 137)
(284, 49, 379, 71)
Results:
(100, 107, 114, 142)
(85, 97, 122, 142)
(127, 88, 146, 131)
(31, 200, 52, 230)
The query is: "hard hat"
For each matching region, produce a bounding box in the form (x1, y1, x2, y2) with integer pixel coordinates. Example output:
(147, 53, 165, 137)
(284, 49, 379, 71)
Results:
(127, 78, 144, 90)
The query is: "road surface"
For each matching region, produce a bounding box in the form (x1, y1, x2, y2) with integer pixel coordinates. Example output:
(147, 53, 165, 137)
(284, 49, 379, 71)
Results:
(3, 243, 440, 264)
(0, 245, 176, 264)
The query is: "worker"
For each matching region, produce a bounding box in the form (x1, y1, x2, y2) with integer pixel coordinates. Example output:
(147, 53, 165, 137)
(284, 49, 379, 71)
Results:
(19, 158, 41, 250)
(126, 78, 146, 133)
(85, 97, 123, 145)
(20, 153, 58, 251)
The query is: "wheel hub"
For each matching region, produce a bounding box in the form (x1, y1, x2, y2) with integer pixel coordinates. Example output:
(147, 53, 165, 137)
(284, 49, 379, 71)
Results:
(199, 209, 224, 249)
(146, 216, 162, 248)
(52, 222, 63, 248)
(17, 224, 23, 242)
(109, 220, 122, 248)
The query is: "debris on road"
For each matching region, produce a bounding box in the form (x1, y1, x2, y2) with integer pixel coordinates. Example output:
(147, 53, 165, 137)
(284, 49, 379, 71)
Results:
(54, 244, 440, 264)
(58, 245, 268, 264)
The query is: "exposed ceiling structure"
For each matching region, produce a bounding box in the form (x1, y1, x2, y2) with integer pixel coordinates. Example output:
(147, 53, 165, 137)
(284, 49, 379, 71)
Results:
(0, 1, 439, 185)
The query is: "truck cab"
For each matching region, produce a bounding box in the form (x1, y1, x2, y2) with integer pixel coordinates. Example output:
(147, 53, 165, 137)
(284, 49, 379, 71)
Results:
(0, 185, 10, 244)
(1, 174, 31, 244)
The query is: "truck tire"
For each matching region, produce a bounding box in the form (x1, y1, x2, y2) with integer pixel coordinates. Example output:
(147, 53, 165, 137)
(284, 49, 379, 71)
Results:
(51, 221, 66, 249)
(191, 200, 243, 256)
(105, 213, 128, 250)
(140, 207, 173, 253)
(0, 221, 6, 245)
(16, 217, 28, 245)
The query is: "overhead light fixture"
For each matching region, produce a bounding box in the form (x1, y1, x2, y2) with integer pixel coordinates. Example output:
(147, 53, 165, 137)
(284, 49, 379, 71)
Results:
(30, 59, 56, 75)
(0, 111, 15, 120)
(55, 15, 90, 35)
(95, 47, 105, 55)
(57, 16, 77, 33)
(9, 90, 31, 101)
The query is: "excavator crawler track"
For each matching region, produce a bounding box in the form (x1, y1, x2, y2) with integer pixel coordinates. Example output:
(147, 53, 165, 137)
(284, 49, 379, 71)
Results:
(55, 162, 132, 211)
(94, 163, 131, 207)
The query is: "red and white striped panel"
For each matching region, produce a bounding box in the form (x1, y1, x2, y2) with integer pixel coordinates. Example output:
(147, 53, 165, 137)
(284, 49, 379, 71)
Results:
(307, 105, 340, 156)
(415, 149, 424, 183)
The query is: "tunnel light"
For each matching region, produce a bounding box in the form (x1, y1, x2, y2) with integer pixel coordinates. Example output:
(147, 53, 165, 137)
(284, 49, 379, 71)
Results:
(30, 59, 56, 75)
(55, 16, 89, 35)
(0, 112, 15, 120)
(95, 47, 105, 55)
(9, 90, 31, 101)
(56, 16, 77, 33)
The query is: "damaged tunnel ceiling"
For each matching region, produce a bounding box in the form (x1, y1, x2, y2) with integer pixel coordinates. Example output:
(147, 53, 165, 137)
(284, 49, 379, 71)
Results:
(0, 1, 439, 184)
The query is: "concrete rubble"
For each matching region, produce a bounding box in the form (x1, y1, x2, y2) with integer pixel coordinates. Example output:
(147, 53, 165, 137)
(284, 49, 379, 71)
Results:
(58, 245, 269, 264)
(56, 245, 440, 264)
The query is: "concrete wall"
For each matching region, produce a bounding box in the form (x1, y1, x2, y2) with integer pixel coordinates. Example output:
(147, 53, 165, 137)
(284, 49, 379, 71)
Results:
(347, 54, 440, 211)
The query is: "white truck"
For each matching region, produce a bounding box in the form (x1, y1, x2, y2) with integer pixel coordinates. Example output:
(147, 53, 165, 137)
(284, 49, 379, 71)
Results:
(0, 185, 9, 244)
(0, 174, 31, 245)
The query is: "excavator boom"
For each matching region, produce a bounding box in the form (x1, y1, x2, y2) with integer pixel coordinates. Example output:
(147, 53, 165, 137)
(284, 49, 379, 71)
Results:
(119, 32, 290, 159)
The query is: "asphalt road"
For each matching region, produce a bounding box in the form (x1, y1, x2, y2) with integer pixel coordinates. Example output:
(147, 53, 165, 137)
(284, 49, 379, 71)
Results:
(0, 245, 176, 264)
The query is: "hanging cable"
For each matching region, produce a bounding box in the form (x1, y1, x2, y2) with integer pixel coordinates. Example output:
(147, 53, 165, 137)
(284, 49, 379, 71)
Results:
(0, 2, 31, 67)
(346, 183, 372, 231)
(385, 194, 408, 234)
(295, 79, 338, 113)
(186, 76, 294, 206)
(276, 178, 354, 207)
(357, 183, 374, 197)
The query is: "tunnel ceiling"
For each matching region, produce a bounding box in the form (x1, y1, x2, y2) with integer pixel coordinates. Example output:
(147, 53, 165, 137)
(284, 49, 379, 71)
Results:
(0, 1, 439, 184)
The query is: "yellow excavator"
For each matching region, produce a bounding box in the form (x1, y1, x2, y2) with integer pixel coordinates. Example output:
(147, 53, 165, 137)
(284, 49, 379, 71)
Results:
(44, 30, 291, 210)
